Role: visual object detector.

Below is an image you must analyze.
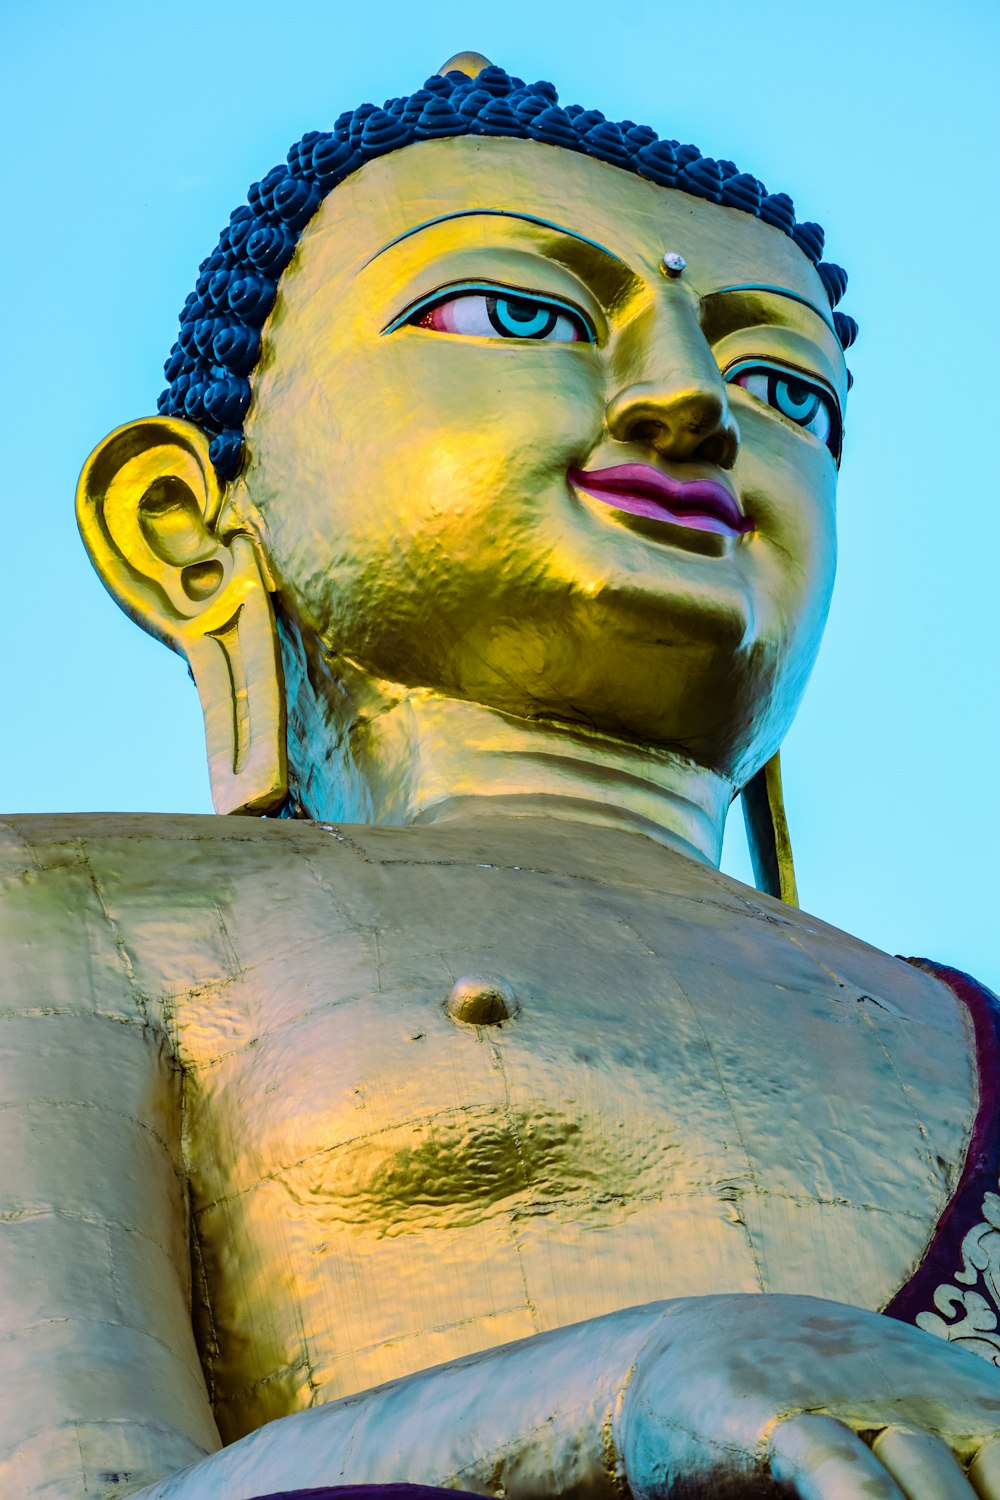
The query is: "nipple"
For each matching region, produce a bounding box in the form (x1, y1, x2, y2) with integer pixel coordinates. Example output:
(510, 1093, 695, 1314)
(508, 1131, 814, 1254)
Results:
(445, 974, 519, 1026)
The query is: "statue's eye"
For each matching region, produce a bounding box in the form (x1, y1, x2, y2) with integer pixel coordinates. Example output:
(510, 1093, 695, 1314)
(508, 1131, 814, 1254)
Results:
(728, 364, 840, 455)
(403, 287, 592, 343)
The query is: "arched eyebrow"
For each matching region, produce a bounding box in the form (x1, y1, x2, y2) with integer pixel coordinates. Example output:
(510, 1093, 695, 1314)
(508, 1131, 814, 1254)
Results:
(707, 283, 836, 337)
(363, 209, 628, 269)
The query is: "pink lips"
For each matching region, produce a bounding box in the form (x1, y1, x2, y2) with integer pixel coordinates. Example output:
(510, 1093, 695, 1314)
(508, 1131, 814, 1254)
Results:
(569, 464, 750, 537)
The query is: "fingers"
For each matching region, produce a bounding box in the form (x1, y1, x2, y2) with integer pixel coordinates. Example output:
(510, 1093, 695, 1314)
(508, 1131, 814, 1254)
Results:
(873, 1425, 973, 1499)
(768, 1413, 906, 1500)
(771, 1415, 995, 1500)
(970, 1436, 1000, 1499)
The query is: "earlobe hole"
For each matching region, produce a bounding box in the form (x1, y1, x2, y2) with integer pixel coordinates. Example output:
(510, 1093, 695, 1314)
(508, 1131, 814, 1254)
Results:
(181, 560, 224, 601)
(140, 475, 211, 565)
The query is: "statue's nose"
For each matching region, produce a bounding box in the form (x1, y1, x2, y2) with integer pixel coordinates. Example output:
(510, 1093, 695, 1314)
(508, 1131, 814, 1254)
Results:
(605, 299, 740, 470)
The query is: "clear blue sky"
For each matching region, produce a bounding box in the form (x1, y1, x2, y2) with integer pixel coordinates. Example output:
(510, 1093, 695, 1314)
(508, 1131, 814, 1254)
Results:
(2, 0, 998, 990)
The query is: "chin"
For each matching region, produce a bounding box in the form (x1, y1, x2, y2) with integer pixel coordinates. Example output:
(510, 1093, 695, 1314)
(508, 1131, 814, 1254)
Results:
(446, 619, 788, 780)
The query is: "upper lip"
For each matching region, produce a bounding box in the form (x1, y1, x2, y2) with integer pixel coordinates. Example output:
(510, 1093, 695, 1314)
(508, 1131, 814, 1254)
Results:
(569, 463, 749, 534)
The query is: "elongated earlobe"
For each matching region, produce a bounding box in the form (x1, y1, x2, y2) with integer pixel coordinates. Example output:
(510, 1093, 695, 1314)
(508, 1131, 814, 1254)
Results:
(742, 751, 798, 906)
(77, 417, 287, 815)
(176, 531, 288, 814)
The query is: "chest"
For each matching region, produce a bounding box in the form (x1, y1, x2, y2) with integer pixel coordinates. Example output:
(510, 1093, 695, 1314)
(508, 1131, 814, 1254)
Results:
(172, 848, 974, 1306)
(186, 907, 949, 1177)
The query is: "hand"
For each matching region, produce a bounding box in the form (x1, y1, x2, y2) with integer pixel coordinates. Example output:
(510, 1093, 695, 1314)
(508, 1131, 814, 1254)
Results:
(619, 1294, 1000, 1497)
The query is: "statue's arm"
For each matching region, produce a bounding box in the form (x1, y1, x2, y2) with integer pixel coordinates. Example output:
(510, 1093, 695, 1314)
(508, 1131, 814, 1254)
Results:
(125, 1305, 652, 1500)
(131, 1295, 1000, 1500)
(0, 828, 220, 1495)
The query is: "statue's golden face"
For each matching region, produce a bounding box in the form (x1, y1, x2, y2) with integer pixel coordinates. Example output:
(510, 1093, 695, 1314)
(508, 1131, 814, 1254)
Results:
(241, 137, 846, 782)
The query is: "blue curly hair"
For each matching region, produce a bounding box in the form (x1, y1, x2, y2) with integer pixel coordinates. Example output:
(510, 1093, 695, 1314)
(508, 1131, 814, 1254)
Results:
(158, 63, 855, 480)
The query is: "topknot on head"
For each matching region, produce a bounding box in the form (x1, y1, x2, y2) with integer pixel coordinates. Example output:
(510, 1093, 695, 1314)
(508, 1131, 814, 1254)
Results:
(158, 58, 855, 481)
(436, 51, 495, 81)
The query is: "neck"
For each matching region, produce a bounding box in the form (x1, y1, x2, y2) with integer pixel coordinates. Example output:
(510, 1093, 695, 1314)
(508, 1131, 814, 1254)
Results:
(281, 637, 735, 867)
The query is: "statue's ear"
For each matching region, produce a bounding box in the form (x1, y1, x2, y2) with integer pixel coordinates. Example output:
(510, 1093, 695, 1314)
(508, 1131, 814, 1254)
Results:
(77, 416, 287, 815)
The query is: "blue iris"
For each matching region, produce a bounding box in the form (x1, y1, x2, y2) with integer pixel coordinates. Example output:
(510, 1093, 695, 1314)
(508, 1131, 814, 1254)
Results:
(486, 295, 559, 339)
(770, 374, 820, 426)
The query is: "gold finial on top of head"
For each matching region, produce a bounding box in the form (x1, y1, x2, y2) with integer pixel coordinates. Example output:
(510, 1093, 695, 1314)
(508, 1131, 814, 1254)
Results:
(437, 51, 493, 79)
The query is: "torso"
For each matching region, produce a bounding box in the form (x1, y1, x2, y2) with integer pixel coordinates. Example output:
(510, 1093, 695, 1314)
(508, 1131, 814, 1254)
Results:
(0, 812, 978, 1443)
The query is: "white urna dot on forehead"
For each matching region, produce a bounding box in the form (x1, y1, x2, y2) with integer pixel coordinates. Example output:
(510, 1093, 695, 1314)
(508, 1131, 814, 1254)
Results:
(661, 252, 687, 277)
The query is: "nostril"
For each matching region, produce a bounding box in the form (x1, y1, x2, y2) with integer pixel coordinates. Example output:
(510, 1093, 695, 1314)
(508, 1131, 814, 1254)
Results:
(693, 431, 729, 467)
(627, 417, 664, 447)
(693, 418, 740, 470)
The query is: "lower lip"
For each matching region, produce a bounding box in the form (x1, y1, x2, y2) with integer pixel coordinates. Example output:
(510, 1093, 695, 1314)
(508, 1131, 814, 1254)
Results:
(569, 473, 748, 537)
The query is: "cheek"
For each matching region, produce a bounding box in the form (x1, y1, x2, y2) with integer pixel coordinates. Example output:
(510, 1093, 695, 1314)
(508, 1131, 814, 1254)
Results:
(246, 338, 607, 652)
(373, 336, 606, 469)
(735, 409, 838, 633)
(321, 338, 605, 552)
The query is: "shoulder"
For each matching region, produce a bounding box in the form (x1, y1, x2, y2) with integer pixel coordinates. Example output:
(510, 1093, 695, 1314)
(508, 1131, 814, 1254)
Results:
(0, 813, 338, 1029)
(0, 812, 403, 1033)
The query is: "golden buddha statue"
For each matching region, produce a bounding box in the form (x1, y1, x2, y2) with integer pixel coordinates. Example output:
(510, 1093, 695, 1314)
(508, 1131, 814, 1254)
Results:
(6, 51, 1000, 1500)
